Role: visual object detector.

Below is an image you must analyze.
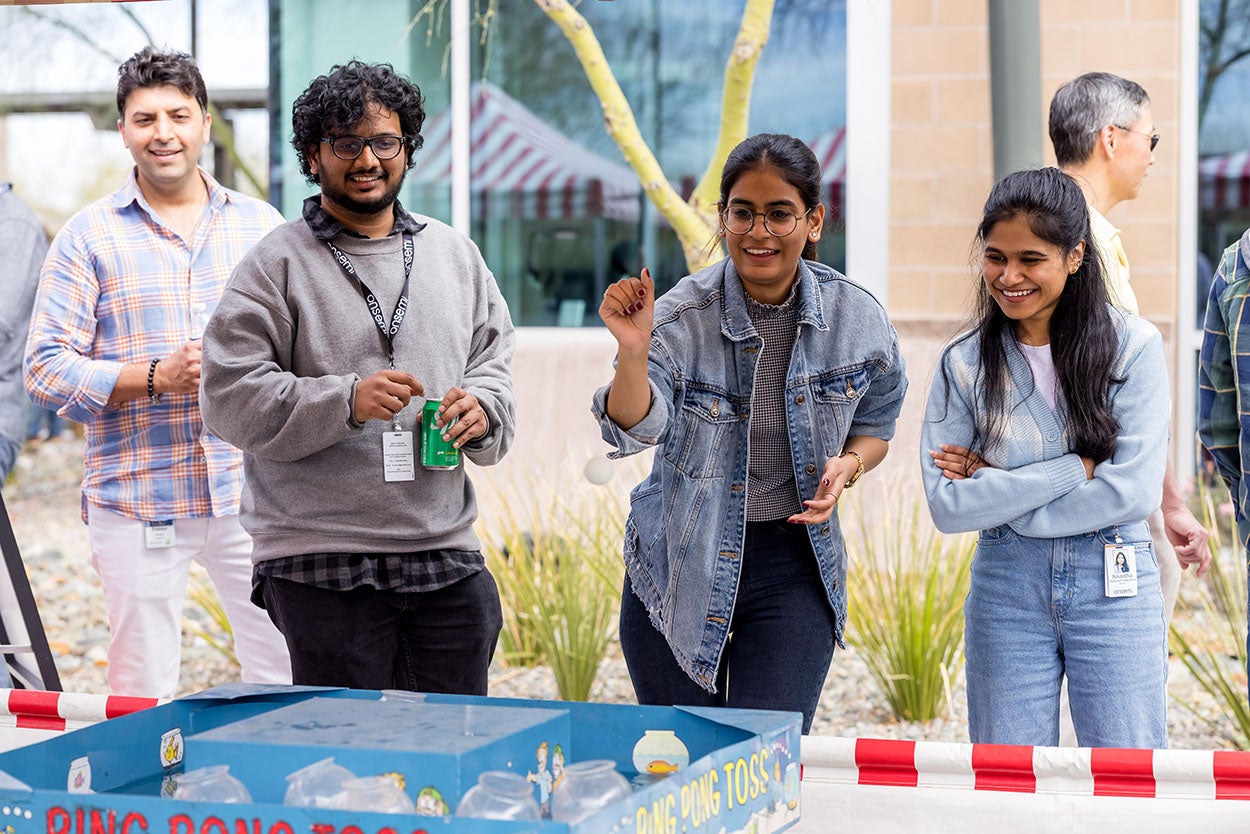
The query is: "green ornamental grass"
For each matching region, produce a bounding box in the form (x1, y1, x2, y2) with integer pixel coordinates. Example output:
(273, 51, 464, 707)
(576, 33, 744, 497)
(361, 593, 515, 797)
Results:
(481, 487, 626, 702)
(1168, 476, 1250, 749)
(845, 498, 975, 723)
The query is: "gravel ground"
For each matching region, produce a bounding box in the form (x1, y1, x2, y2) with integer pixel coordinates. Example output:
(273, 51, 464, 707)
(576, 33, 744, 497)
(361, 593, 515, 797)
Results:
(3, 434, 1241, 750)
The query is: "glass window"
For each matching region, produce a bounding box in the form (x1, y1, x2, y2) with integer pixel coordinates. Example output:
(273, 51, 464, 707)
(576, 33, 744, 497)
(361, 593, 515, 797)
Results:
(1197, 0, 1250, 328)
(277, 1, 847, 327)
(459, 0, 848, 326)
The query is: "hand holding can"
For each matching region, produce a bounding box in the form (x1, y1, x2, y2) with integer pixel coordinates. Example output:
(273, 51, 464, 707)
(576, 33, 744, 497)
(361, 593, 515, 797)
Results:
(421, 397, 459, 469)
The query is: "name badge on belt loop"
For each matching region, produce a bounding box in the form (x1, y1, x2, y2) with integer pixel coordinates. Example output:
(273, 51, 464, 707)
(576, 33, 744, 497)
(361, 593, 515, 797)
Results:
(1104, 541, 1138, 598)
(145, 520, 175, 549)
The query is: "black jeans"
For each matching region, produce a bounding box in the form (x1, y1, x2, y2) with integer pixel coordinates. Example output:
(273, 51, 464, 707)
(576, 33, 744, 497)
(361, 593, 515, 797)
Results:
(619, 520, 836, 733)
(261, 569, 502, 694)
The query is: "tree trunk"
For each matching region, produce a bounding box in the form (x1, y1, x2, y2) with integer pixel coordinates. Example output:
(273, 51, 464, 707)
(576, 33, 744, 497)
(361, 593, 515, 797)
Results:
(534, 0, 774, 273)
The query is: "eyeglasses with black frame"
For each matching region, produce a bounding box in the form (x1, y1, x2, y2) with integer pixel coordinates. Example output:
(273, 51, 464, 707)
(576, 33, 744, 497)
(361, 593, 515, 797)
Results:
(320, 134, 405, 161)
(720, 205, 812, 237)
(1106, 124, 1160, 152)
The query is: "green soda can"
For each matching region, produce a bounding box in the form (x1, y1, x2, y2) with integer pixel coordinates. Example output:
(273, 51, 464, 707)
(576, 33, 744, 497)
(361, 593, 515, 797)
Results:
(421, 397, 460, 470)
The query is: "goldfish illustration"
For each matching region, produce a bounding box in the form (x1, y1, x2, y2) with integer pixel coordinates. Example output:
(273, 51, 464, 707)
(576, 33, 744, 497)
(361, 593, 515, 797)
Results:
(645, 760, 680, 775)
(415, 785, 448, 816)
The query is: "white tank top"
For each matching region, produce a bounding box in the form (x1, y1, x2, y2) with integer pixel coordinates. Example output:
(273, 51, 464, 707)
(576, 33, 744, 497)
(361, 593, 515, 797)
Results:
(1018, 341, 1058, 411)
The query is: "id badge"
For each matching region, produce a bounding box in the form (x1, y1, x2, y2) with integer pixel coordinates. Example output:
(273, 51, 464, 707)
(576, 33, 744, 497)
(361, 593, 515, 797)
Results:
(1104, 543, 1138, 598)
(145, 520, 175, 549)
(382, 430, 416, 482)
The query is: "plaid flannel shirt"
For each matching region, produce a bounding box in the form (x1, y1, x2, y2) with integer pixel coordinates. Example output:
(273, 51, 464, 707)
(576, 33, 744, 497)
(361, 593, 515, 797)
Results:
(1199, 228, 1250, 550)
(24, 168, 283, 522)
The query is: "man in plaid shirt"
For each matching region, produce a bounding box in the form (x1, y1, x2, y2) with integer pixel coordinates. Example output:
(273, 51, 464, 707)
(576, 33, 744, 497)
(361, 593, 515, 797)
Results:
(1199, 226, 1250, 697)
(24, 47, 290, 699)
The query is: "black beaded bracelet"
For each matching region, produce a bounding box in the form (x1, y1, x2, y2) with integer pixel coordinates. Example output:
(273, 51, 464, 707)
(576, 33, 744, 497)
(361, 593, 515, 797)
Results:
(147, 358, 162, 403)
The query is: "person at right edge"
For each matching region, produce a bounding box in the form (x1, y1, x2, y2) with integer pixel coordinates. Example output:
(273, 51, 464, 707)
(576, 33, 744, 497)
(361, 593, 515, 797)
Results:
(200, 61, 515, 694)
(592, 133, 907, 732)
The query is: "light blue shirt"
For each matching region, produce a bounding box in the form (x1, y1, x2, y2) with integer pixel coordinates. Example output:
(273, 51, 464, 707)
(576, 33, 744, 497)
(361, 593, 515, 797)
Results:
(921, 309, 1168, 538)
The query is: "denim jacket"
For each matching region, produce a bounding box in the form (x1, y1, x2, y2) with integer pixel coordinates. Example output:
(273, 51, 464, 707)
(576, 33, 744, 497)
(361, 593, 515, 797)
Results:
(922, 308, 1168, 538)
(592, 258, 907, 691)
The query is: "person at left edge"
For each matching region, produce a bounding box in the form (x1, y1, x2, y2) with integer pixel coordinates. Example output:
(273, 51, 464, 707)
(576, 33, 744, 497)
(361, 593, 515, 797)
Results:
(23, 47, 291, 699)
(200, 61, 515, 695)
(0, 184, 47, 483)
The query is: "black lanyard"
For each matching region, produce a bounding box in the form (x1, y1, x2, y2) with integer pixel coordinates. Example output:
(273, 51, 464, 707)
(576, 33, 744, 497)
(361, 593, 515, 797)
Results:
(324, 233, 414, 369)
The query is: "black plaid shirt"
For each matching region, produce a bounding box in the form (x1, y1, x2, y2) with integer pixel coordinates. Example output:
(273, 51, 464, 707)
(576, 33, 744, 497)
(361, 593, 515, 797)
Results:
(251, 199, 480, 606)
(253, 549, 485, 606)
(301, 196, 427, 240)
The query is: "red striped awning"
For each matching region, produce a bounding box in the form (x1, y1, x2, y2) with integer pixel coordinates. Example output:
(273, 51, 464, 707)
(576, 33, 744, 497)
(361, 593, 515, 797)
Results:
(1200, 150, 1250, 211)
(670, 127, 846, 219)
(808, 126, 847, 212)
(410, 82, 641, 222)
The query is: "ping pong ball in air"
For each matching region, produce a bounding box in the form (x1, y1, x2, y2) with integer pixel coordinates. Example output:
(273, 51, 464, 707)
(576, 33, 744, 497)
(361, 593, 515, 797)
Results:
(584, 454, 614, 485)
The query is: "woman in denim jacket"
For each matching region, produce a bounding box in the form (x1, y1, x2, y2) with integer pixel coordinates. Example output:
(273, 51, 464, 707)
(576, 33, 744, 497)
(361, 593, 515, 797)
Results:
(592, 134, 907, 731)
(922, 168, 1169, 748)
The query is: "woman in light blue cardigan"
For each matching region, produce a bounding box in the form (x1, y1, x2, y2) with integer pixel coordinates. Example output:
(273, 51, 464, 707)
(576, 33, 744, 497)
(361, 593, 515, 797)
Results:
(921, 168, 1169, 748)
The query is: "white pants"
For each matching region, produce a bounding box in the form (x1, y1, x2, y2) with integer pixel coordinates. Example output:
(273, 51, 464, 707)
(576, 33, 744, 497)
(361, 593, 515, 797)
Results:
(86, 504, 291, 699)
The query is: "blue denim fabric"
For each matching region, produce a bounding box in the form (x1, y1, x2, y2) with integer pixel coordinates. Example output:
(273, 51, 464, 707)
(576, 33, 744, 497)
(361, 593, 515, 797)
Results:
(619, 520, 835, 732)
(964, 521, 1168, 748)
(0, 435, 18, 483)
(592, 258, 907, 691)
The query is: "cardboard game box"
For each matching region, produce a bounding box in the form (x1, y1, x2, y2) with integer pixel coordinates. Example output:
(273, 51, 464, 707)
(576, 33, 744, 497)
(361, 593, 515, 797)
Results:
(0, 685, 802, 833)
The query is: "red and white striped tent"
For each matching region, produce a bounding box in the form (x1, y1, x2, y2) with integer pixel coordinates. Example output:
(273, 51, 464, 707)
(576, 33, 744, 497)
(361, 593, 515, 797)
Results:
(808, 126, 847, 212)
(410, 82, 641, 222)
(1199, 150, 1250, 211)
(672, 127, 846, 216)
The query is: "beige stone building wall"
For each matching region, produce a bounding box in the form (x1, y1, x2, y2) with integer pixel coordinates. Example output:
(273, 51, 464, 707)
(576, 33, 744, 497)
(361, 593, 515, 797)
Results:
(889, 0, 1183, 324)
(890, 0, 994, 322)
(1040, 0, 1182, 320)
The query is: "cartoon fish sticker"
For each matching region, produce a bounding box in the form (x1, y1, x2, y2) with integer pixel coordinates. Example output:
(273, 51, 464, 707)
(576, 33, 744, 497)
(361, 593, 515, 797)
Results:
(645, 760, 680, 775)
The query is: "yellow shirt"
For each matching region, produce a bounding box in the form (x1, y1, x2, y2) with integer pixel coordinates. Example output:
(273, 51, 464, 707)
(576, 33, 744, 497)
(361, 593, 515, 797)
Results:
(1088, 203, 1139, 315)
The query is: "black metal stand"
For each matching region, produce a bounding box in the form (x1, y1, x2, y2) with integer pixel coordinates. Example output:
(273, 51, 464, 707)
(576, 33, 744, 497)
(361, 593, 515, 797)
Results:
(0, 490, 61, 690)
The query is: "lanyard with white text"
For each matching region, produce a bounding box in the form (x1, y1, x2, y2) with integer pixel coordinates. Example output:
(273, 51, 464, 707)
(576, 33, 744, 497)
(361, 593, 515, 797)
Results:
(324, 233, 414, 369)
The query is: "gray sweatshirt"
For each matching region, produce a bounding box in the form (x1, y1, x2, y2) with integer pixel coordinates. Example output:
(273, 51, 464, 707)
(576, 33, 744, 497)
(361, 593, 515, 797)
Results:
(200, 211, 516, 563)
(0, 185, 48, 447)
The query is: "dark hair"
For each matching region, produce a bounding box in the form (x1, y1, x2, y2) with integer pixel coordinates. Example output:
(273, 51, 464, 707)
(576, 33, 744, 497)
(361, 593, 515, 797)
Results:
(1049, 72, 1150, 167)
(291, 60, 426, 185)
(116, 46, 208, 118)
(943, 167, 1121, 465)
(719, 133, 822, 260)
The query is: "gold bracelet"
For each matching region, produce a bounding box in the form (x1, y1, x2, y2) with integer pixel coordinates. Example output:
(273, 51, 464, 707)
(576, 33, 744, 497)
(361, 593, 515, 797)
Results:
(841, 450, 865, 488)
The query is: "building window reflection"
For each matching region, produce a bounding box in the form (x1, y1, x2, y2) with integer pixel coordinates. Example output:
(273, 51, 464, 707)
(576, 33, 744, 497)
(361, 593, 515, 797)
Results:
(465, 0, 847, 327)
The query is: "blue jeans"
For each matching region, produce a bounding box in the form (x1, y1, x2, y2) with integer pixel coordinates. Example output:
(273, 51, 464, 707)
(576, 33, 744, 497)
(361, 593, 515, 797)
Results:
(964, 522, 1168, 748)
(260, 570, 502, 695)
(620, 520, 836, 733)
(0, 436, 18, 483)
(25, 405, 67, 440)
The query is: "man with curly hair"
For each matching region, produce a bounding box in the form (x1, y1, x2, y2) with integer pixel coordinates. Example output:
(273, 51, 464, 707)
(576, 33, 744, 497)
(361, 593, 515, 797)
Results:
(200, 61, 516, 694)
(24, 47, 291, 698)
